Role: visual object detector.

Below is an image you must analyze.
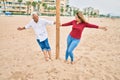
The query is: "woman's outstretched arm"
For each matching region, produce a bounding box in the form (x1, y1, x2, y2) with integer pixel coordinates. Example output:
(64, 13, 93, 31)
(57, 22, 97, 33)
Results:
(61, 20, 73, 26)
(85, 22, 107, 31)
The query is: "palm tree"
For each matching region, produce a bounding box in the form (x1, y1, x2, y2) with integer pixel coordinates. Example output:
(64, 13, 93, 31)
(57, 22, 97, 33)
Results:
(32, 1, 37, 11)
(42, 3, 47, 12)
(47, 7, 51, 12)
(87, 7, 91, 21)
(26, 1, 31, 15)
(18, 0, 23, 14)
(93, 12, 97, 17)
(73, 8, 78, 16)
(70, 7, 73, 16)
(37, 1, 41, 11)
(90, 11, 93, 17)
(66, 5, 69, 12)
(61, 7, 64, 16)
(2, 0, 6, 13)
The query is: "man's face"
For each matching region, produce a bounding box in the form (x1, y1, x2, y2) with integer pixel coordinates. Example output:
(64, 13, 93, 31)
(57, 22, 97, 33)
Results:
(32, 14, 39, 23)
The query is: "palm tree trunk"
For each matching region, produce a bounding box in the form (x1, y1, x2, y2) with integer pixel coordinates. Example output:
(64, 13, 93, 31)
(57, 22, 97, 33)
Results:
(3, 0, 6, 13)
(56, 0, 60, 59)
(18, 0, 23, 14)
(19, 2, 22, 14)
(27, 5, 29, 15)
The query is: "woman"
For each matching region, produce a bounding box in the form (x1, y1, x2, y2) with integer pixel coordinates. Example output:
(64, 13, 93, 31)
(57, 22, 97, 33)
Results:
(61, 11, 107, 64)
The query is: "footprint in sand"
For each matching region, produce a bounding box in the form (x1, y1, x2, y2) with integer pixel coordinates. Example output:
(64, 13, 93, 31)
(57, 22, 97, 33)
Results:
(113, 75, 120, 80)
(46, 68, 59, 80)
(8, 71, 33, 80)
(46, 68, 59, 74)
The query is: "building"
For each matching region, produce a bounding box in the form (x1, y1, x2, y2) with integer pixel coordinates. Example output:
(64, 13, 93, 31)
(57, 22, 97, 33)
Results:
(93, 9, 99, 17)
(83, 7, 99, 17)
(41, 0, 68, 15)
(40, 0, 55, 15)
(0, 0, 28, 14)
(60, 0, 67, 15)
(0, 0, 68, 15)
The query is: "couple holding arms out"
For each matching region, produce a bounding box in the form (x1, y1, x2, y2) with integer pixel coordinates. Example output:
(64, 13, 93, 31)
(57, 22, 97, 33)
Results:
(17, 11, 107, 64)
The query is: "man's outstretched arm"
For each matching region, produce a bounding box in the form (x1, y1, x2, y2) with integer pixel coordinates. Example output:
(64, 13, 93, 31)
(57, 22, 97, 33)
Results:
(17, 27, 25, 31)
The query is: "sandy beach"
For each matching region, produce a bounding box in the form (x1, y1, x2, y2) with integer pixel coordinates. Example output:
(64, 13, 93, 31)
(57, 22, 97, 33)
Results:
(0, 16, 120, 80)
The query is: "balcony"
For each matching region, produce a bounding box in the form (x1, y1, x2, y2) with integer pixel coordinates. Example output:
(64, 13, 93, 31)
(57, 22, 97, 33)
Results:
(5, 8, 26, 12)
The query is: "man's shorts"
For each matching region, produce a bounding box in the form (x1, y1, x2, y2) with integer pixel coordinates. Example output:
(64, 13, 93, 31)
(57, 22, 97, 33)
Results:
(37, 38, 51, 51)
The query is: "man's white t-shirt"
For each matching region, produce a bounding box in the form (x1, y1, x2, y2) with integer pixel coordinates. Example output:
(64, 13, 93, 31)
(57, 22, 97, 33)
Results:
(25, 18, 54, 42)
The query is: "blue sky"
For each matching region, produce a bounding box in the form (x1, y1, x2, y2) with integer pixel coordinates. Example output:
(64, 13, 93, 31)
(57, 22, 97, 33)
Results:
(68, 0, 120, 16)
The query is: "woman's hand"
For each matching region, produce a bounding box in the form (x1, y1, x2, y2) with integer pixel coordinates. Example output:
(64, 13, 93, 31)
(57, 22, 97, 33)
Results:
(99, 26, 107, 31)
(60, 23, 62, 26)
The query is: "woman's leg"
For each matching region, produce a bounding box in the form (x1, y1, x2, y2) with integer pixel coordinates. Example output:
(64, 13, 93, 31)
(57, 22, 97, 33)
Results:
(67, 39, 80, 63)
(65, 35, 72, 61)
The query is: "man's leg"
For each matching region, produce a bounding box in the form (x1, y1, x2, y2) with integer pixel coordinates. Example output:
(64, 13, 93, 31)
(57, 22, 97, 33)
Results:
(48, 50, 52, 60)
(43, 50, 49, 61)
(37, 39, 48, 61)
(44, 38, 52, 60)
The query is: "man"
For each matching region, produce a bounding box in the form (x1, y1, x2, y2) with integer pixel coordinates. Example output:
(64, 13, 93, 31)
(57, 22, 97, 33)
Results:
(17, 12, 56, 61)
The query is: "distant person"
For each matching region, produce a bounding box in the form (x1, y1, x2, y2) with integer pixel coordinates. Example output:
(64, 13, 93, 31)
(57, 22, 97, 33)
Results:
(17, 12, 56, 61)
(61, 11, 107, 64)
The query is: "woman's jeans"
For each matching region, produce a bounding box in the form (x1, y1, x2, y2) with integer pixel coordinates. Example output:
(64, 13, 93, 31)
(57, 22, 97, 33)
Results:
(65, 35, 80, 62)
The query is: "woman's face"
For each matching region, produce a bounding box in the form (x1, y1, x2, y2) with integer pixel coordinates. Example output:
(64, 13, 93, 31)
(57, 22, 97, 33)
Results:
(75, 15, 81, 22)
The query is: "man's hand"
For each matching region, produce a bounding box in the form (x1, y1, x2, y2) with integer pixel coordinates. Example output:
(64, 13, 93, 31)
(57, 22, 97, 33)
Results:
(54, 21, 56, 24)
(17, 27, 25, 31)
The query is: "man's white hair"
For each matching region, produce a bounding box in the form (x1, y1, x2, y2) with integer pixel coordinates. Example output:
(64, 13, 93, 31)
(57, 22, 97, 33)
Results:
(31, 12, 39, 16)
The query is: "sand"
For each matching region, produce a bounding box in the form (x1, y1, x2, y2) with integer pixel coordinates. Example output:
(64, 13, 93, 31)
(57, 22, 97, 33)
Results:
(0, 16, 120, 80)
